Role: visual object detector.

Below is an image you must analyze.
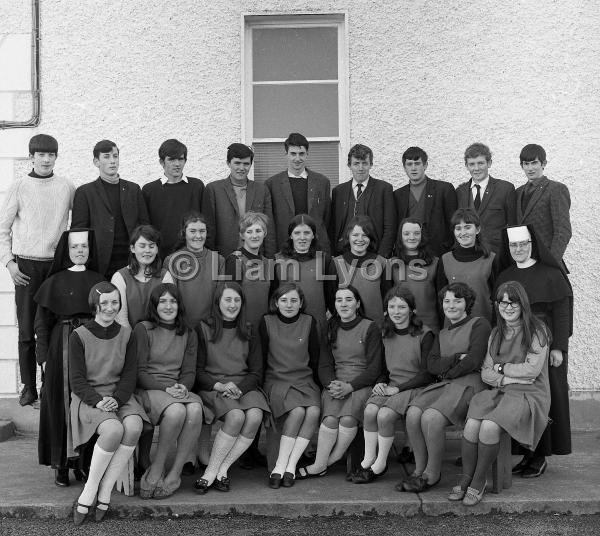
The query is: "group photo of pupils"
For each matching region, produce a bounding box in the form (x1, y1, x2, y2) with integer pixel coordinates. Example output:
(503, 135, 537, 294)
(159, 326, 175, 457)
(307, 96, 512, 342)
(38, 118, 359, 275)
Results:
(0, 131, 572, 524)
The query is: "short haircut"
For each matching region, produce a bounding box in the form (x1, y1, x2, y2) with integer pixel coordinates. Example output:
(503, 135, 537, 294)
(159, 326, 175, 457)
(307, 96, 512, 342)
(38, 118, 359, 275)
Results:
(146, 282, 188, 335)
(159, 139, 187, 161)
(347, 144, 373, 165)
(239, 211, 268, 235)
(464, 142, 491, 163)
(88, 281, 121, 314)
(29, 134, 58, 156)
(93, 139, 118, 159)
(402, 146, 428, 165)
(520, 144, 546, 165)
(342, 214, 378, 253)
(438, 282, 477, 316)
(284, 133, 309, 152)
(227, 143, 254, 163)
(268, 282, 306, 313)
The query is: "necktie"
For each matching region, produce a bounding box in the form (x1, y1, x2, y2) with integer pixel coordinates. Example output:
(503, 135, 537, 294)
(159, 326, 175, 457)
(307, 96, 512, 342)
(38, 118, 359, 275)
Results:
(474, 184, 481, 210)
(356, 183, 363, 199)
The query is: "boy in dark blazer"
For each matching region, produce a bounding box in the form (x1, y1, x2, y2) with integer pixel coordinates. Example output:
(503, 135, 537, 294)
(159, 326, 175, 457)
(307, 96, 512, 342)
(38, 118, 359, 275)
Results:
(202, 143, 276, 258)
(515, 144, 571, 264)
(71, 140, 149, 278)
(329, 144, 396, 257)
(394, 146, 457, 257)
(265, 133, 331, 254)
(456, 143, 516, 253)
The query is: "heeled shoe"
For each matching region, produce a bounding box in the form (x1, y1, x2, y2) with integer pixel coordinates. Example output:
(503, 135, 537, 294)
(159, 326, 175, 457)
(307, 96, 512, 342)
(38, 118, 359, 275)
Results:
(94, 501, 109, 522)
(55, 467, 70, 487)
(73, 501, 92, 526)
(281, 471, 295, 488)
(296, 466, 327, 480)
(269, 473, 282, 489)
(462, 481, 486, 506)
(403, 473, 441, 493)
(213, 476, 231, 492)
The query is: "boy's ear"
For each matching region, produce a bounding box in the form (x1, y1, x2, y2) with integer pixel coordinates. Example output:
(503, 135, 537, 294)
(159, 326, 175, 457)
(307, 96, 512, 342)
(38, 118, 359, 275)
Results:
(93, 157, 100, 168)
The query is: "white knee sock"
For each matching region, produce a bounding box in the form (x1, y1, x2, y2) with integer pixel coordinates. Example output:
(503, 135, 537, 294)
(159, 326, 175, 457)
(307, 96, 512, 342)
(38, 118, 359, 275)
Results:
(370, 435, 395, 474)
(96, 444, 136, 507)
(201, 430, 236, 485)
(272, 435, 296, 476)
(78, 444, 115, 509)
(216, 435, 253, 479)
(361, 430, 378, 469)
(285, 437, 311, 475)
(306, 424, 338, 474)
(327, 425, 357, 466)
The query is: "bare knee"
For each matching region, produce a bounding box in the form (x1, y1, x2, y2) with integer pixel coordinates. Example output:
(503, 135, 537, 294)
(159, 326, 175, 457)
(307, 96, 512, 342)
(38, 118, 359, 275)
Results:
(422, 408, 446, 428)
(363, 403, 379, 422)
(186, 403, 204, 424)
(121, 415, 143, 445)
(98, 418, 124, 446)
(162, 403, 186, 424)
(406, 406, 423, 427)
(377, 407, 399, 427)
(224, 409, 245, 430)
(463, 418, 481, 442)
(339, 416, 357, 428)
(322, 416, 339, 429)
(305, 405, 320, 423)
(244, 408, 263, 428)
(479, 420, 501, 444)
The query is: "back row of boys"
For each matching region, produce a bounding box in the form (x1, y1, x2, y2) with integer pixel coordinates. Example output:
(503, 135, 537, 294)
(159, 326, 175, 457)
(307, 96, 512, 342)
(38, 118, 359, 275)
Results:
(0, 132, 571, 406)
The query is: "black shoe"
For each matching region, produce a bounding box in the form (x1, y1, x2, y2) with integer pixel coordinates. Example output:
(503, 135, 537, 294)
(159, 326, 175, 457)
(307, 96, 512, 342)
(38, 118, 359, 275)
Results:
(269, 473, 282, 489)
(55, 467, 70, 487)
(352, 467, 376, 484)
(73, 468, 85, 482)
(19, 386, 37, 407)
(281, 471, 295, 488)
(193, 478, 210, 494)
(521, 457, 547, 478)
(213, 476, 231, 492)
(512, 455, 532, 475)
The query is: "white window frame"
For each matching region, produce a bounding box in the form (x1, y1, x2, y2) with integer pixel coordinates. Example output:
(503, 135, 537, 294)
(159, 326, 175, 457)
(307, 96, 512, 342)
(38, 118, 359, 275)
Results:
(241, 12, 349, 182)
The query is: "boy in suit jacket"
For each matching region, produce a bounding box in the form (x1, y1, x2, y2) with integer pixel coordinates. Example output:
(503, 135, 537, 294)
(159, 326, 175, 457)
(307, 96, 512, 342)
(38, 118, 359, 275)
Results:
(202, 143, 276, 258)
(329, 144, 396, 257)
(265, 133, 331, 254)
(456, 143, 516, 253)
(394, 147, 457, 257)
(71, 140, 149, 278)
(515, 144, 571, 264)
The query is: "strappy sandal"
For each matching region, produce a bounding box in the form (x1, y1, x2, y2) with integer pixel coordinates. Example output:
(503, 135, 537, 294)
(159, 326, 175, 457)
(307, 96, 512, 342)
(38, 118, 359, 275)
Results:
(73, 501, 93, 526)
(94, 501, 110, 522)
(295, 466, 327, 480)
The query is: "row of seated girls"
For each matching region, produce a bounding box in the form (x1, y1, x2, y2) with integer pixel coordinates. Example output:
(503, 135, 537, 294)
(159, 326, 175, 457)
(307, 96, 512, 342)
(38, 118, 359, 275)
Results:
(33, 207, 571, 524)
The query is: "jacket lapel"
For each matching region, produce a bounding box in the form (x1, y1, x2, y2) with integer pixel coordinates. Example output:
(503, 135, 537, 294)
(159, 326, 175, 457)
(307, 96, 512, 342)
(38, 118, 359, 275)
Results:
(521, 177, 548, 220)
(93, 178, 113, 213)
(424, 177, 435, 220)
(245, 180, 256, 210)
(279, 174, 295, 214)
(478, 176, 496, 214)
(306, 170, 317, 213)
(224, 178, 240, 216)
(337, 181, 353, 237)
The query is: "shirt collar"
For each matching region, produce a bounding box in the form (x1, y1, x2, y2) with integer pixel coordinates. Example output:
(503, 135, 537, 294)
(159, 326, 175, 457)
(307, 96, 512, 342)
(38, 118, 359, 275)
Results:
(471, 175, 489, 193)
(352, 177, 370, 191)
(160, 175, 189, 185)
(288, 169, 308, 179)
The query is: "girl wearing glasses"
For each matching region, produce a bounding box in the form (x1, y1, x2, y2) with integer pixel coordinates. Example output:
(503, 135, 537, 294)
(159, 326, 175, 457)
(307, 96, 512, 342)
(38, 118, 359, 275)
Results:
(495, 225, 572, 478)
(447, 280, 550, 505)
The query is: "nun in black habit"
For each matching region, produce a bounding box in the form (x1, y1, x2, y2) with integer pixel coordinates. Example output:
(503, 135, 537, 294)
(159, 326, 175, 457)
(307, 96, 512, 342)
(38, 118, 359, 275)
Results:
(34, 228, 105, 486)
(496, 224, 573, 477)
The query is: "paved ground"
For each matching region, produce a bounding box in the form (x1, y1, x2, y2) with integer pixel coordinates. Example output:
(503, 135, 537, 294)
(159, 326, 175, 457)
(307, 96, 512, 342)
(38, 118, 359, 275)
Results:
(0, 431, 598, 520)
(2, 513, 600, 536)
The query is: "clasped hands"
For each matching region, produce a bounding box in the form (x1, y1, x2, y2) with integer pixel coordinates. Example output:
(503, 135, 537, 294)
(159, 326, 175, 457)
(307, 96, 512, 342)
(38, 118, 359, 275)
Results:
(215, 381, 242, 399)
(371, 382, 399, 396)
(96, 396, 118, 412)
(327, 380, 353, 399)
(166, 383, 188, 398)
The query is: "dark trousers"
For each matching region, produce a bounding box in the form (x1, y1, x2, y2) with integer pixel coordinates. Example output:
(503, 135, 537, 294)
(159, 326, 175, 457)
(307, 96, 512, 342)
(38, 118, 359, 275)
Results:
(14, 257, 52, 388)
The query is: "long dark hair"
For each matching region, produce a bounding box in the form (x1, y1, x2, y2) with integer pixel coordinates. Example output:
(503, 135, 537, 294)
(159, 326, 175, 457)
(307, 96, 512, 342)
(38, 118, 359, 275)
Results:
(328, 285, 365, 347)
(381, 285, 424, 338)
(127, 225, 163, 278)
(146, 283, 188, 336)
(450, 208, 490, 257)
(280, 214, 322, 258)
(490, 281, 550, 356)
(393, 218, 435, 265)
(204, 281, 251, 343)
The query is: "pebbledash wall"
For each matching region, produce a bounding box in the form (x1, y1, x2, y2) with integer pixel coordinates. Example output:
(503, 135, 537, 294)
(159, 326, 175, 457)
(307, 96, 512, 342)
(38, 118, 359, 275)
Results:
(0, 1, 598, 398)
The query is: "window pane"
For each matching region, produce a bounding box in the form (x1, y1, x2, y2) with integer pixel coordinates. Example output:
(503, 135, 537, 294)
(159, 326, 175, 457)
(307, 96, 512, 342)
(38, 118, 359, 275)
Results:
(253, 84, 338, 138)
(253, 27, 337, 81)
(253, 141, 339, 187)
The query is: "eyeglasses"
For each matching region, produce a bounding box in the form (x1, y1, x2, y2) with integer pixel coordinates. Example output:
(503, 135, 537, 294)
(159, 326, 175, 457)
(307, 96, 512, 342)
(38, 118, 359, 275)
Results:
(497, 300, 521, 309)
(508, 240, 531, 249)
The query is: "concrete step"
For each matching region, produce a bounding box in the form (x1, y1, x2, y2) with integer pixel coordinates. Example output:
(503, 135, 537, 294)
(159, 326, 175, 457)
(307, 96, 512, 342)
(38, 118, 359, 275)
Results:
(0, 420, 15, 442)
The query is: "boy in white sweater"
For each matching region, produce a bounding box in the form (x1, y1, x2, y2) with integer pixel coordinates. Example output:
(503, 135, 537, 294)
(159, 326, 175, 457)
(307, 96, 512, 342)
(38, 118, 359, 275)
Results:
(0, 134, 75, 405)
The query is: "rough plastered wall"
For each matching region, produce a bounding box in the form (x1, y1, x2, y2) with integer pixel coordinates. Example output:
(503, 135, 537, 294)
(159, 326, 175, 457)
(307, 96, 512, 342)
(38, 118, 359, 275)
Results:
(0, 0, 598, 392)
